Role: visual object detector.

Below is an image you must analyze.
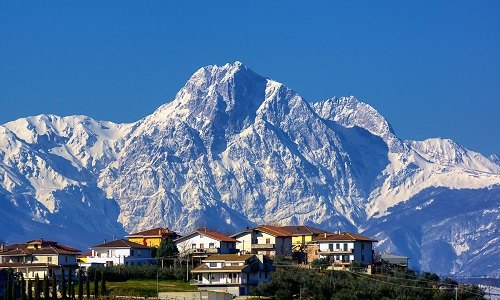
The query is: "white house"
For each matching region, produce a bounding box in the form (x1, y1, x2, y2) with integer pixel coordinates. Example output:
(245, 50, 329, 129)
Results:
(307, 232, 377, 268)
(191, 254, 272, 296)
(231, 226, 293, 257)
(174, 230, 239, 258)
(0, 240, 80, 280)
(84, 239, 154, 267)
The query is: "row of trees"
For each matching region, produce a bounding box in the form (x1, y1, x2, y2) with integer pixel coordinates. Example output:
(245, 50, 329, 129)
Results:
(253, 266, 485, 300)
(3, 269, 107, 300)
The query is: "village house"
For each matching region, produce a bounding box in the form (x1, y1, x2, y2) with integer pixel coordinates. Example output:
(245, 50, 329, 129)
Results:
(280, 225, 329, 252)
(0, 240, 80, 280)
(231, 226, 293, 257)
(126, 227, 179, 248)
(174, 230, 239, 260)
(306, 232, 377, 268)
(83, 239, 154, 267)
(190, 254, 272, 297)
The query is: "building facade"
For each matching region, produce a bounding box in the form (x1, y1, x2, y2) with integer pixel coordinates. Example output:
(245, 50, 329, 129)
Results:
(307, 232, 377, 268)
(0, 240, 80, 280)
(231, 226, 293, 257)
(190, 254, 272, 297)
(126, 227, 179, 248)
(84, 239, 154, 267)
(174, 230, 239, 259)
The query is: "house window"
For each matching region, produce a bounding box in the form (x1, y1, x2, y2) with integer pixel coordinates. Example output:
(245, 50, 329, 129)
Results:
(47, 257, 52, 263)
(209, 262, 217, 267)
(192, 244, 196, 249)
(343, 243, 348, 251)
(65, 256, 68, 263)
(329, 244, 334, 251)
(361, 243, 365, 250)
(336, 243, 340, 249)
(342, 255, 349, 262)
(130, 250, 134, 256)
(209, 243, 214, 249)
(265, 238, 270, 244)
(138, 250, 142, 256)
(362, 254, 365, 261)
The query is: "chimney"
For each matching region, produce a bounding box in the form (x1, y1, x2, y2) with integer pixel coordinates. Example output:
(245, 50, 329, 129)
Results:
(324, 232, 327, 238)
(0, 244, 4, 252)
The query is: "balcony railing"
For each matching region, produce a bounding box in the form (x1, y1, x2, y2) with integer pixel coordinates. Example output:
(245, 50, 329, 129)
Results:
(188, 248, 219, 254)
(319, 248, 353, 254)
(251, 243, 275, 250)
(189, 279, 260, 286)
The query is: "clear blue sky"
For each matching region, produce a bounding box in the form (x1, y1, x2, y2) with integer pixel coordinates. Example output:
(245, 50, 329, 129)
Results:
(1, 1, 499, 155)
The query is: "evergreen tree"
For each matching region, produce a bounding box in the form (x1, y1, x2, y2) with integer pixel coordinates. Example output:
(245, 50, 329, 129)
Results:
(61, 269, 66, 300)
(67, 277, 72, 300)
(100, 272, 106, 296)
(156, 238, 178, 267)
(43, 275, 49, 300)
(85, 276, 90, 299)
(20, 273, 26, 300)
(77, 269, 83, 300)
(5, 271, 11, 300)
(93, 272, 98, 298)
(51, 277, 57, 300)
(27, 280, 33, 300)
(34, 274, 40, 300)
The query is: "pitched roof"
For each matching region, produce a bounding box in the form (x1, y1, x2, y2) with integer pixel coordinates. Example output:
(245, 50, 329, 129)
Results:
(191, 263, 249, 273)
(280, 225, 328, 236)
(126, 227, 178, 238)
(91, 239, 152, 249)
(232, 225, 294, 238)
(312, 232, 377, 242)
(203, 254, 254, 262)
(175, 230, 238, 243)
(0, 241, 80, 256)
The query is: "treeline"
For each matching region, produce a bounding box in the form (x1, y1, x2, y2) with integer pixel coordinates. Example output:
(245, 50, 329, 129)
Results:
(1, 269, 106, 300)
(253, 266, 485, 300)
(86, 265, 185, 282)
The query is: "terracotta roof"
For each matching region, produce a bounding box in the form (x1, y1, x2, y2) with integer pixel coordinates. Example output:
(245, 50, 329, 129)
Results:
(91, 239, 152, 249)
(0, 241, 80, 256)
(232, 225, 294, 238)
(175, 230, 238, 243)
(126, 227, 178, 238)
(281, 225, 328, 236)
(312, 232, 377, 242)
(203, 254, 254, 262)
(191, 263, 249, 273)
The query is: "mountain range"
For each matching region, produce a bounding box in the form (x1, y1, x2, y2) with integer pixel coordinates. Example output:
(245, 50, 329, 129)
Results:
(0, 62, 499, 276)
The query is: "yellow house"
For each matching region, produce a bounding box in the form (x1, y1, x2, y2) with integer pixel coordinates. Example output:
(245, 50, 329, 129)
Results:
(281, 226, 329, 252)
(126, 227, 179, 248)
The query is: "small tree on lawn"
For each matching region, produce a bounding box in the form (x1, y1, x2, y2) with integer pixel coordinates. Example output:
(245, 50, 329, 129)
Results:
(157, 238, 179, 268)
(100, 272, 106, 296)
(43, 275, 49, 299)
(51, 276, 57, 300)
(28, 279, 33, 300)
(61, 269, 67, 300)
(93, 271, 98, 298)
(34, 274, 41, 300)
(85, 276, 90, 299)
(20, 273, 26, 300)
(77, 269, 83, 300)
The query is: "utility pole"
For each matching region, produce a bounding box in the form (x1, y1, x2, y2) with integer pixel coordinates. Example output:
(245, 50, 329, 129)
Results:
(455, 286, 458, 300)
(186, 257, 189, 282)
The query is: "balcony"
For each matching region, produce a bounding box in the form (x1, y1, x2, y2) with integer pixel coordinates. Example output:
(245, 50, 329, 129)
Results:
(190, 278, 260, 286)
(251, 244, 275, 250)
(319, 248, 353, 255)
(188, 248, 220, 254)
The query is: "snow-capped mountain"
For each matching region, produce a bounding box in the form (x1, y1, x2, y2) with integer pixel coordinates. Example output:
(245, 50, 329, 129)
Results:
(1, 62, 499, 276)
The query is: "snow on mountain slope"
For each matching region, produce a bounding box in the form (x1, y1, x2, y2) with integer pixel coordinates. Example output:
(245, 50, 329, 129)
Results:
(1, 62, 499, 276)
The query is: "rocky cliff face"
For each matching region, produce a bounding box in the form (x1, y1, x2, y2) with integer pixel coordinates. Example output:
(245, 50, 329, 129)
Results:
(1, 62, 499, 275)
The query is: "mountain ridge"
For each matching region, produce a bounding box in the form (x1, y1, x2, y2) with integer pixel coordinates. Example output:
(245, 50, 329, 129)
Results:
(0, 62, 499, 276)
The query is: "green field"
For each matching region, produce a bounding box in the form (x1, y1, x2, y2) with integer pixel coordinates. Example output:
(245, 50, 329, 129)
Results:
(83, 280, 198, 297)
